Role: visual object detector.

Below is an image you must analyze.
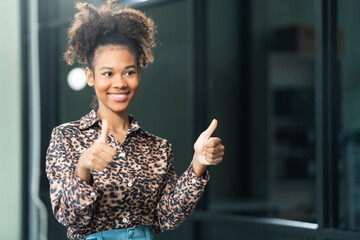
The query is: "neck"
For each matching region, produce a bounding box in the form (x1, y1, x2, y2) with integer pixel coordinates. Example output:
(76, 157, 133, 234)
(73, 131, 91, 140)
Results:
(97, 106, 131, 133)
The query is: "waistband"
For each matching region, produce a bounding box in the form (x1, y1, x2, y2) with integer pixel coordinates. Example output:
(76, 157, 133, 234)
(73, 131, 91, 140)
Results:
(86, 226, 153, 240)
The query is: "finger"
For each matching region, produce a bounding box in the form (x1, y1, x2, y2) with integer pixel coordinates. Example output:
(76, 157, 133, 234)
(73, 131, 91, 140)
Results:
(98, 143, 117, 157)
(205, 144, 225, 154)
(92, 163, 108, 172)
(205, 157, 223, 165)
(90, 156, 112, 169)
(96, 150, 115, 164)
(99, 119, 109, 143)
(97, 158, 112, 168)
(105, 146, 117, 157)
(206, 151, 224, 160)
(202, 119, 218, 138)
(205, 137, 221, 148)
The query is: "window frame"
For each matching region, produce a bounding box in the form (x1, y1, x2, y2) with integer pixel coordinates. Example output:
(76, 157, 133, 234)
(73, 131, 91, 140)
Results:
(193, 0, 358, 239)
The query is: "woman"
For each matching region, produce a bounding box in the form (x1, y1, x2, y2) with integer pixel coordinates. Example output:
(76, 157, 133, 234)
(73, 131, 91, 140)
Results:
(46, 1, 225, 239)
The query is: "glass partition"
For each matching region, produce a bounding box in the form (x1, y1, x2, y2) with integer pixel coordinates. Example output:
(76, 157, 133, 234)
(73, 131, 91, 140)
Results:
(207, 0, 317, 223)
(338, 0, 360, 231)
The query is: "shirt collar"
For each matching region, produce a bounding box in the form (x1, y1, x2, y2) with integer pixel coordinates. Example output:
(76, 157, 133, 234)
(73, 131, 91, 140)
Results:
(79, 110, 144, 134)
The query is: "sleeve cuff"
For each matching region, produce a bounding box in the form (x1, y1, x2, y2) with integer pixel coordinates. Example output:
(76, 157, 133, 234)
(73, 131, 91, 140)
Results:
(64, 171, 98, 210)
(186, 163, 210, 187)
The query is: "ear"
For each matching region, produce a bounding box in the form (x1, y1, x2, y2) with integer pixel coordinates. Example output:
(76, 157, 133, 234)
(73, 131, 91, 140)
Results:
(85, 67, 94, 87)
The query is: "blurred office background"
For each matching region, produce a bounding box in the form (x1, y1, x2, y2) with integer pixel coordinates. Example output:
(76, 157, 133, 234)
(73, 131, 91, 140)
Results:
(3, 0, 360, 239)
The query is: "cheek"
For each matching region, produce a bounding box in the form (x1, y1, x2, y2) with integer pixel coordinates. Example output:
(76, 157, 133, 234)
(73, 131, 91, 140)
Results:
(94, 77, 109, 91)
(131, 78, 140, 95)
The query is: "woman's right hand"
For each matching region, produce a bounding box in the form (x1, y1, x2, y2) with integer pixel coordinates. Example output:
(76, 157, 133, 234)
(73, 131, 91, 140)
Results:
(77, 119, 116, 184)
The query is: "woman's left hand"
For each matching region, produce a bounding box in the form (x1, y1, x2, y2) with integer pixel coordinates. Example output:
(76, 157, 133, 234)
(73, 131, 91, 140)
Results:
(192, 119, 225, 177)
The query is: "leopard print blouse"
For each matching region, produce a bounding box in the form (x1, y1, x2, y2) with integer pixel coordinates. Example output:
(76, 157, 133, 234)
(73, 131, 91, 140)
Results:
(45, 110, 209, 240)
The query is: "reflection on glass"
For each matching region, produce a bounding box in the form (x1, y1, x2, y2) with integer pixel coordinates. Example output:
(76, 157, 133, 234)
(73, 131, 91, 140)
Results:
(268, 52, 316, 222)
(207, 0, 316, 223)
(252, 1, 317, 223)
(262, 1, 316, 223)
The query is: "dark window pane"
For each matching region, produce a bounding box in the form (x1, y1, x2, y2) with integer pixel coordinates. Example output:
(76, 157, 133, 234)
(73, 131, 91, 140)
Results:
(208, 0, 316, 223)
(338, 0, 360, 231)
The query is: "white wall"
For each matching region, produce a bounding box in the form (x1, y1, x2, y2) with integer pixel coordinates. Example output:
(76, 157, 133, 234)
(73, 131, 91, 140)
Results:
(0, 0, 22, 239)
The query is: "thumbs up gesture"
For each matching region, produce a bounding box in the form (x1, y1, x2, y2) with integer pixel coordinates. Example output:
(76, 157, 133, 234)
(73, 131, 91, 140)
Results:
(77, 119, 116, 184)
(192, 119, 225, 177)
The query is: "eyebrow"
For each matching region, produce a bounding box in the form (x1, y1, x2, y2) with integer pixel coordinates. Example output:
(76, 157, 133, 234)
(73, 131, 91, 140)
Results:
(99, 65, 137, 71)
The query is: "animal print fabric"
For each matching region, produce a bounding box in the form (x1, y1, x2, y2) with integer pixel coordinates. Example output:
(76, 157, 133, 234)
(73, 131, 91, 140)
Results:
(46, 110, 209, 240)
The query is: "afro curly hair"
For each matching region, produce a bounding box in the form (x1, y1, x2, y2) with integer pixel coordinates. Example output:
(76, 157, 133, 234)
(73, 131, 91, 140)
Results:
(64, 0, 156, 69)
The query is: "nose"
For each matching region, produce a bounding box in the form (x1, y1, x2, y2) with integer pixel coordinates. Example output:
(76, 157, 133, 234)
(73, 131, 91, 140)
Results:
(112, 74, 128, 88)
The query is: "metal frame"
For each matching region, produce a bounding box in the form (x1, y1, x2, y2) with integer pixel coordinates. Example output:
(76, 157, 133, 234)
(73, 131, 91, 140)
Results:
(239, 0, 252, 197)
(20, 0, 29, 238)
(121, 0, 180, 9)
(315, 0, 330, 231)
(190, 0, 208, 164)
(190, 0, 207, 239)
(315, 0, 340, 231)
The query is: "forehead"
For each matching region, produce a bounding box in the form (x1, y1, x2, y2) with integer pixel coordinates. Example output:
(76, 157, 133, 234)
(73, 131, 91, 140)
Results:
(93, 45, 136, 67)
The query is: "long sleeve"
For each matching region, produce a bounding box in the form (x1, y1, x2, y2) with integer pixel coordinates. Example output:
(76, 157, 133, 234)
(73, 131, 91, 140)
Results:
(153, 143, 210, 233)
(45, 111, 210, 239)
(45, 127, 98, 228)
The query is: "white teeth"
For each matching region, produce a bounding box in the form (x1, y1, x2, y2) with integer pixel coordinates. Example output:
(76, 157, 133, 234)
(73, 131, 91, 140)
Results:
(111, 94, 127, 98)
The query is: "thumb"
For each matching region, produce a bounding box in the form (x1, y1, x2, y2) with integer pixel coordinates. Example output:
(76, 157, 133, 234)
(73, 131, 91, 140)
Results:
(99, 119, 109, 143)
(202, 119, 218, 139)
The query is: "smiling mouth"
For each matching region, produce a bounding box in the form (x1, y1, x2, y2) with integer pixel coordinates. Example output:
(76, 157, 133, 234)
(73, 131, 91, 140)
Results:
(108, 92, 129, 102)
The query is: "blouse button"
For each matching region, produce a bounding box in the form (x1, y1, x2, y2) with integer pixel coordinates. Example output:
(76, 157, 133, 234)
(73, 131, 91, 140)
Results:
(90, 192, 96, 197)
(120, 151, 126, 158)
(122, 217, 128, 223)
(191, 179, 197, 184)
(127, 182, 133, 187)
(128, 229, 134, 237)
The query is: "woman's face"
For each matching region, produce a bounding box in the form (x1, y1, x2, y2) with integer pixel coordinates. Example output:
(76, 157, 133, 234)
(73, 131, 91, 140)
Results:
(86, 45, 140, 115)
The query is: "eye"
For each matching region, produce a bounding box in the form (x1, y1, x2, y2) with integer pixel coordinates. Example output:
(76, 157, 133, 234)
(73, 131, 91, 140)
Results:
(125, 70, 136, 77)
(102, 72, 113, 77)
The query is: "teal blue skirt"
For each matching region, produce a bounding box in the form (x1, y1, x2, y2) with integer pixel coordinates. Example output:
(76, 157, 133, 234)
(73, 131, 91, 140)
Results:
(86, 226, 153, 240)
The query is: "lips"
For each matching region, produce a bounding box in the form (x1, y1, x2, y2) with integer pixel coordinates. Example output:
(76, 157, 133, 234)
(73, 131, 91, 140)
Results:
(108, 92, 129, 102)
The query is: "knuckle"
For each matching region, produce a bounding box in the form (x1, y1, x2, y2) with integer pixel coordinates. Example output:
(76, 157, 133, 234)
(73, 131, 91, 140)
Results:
(90, 154, 97, 161)
(95, 164, 104, 171)
(89, 157, 96, 164)
(92, 148, 99, 154)
(98, 142, 106, 148)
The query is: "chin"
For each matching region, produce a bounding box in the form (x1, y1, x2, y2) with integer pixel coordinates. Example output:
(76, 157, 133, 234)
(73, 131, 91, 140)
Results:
(110, 106, 130, 113)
